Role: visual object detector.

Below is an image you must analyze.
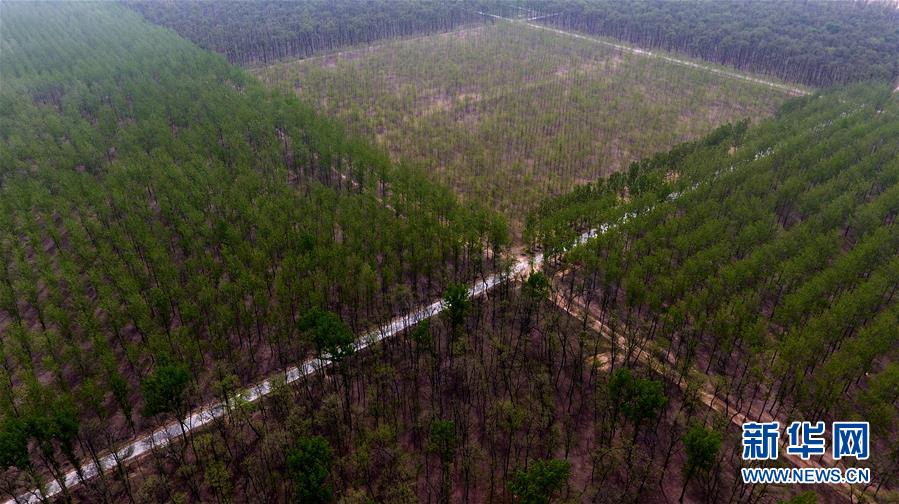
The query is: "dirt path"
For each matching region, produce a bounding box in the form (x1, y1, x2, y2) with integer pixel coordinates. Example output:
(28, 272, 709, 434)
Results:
(549, 285, 859, 495)
(10, 149, 850, 501)
(3, 159, 665, 503)
(475, 11, 810, 97)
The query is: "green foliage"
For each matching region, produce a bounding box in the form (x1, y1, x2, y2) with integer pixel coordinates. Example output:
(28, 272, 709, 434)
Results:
(428, 419, 457, 462)
(508, 458, 571, 504)
(411, 319, 433, 347)
(530, 0, 899, 86)
(0, 1, 500, 477)
(429, 419, 457, 504)
(526, 119, 744, 251)
(608, 368, 667, 426)
(257, 22, 783, 226)
(537, 83, 899, 417)
(299, 309, 356, 362)
(0, 397, 81, 471)
(778, 491, 818, 504)
(142, 362, 192, 417)
(0, 418, 29, 470)
(286, 435, 334, 504)
(36, 405, 78, 446)
(129, 0, 480, 66)
(443, 284, 471, 330)
(681, 424, 722, 480)
(523, 271, 550, 300)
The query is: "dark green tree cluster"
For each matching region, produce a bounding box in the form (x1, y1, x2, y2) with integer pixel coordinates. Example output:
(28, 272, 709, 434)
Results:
(286, 435, 334, 503)
(527, 0, 899, 87)
(127, 0, 483, 66)
(0, 1, 505, 498)
(509, 458, 571, 504)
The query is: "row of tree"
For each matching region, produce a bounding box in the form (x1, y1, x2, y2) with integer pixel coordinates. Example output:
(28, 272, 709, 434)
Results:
(526, 0, 899, 87)
(0, 2, 506, 499)
(127, 0, 485, 66)
(61, 272, 742, 504)
(257, 21, 783, 231)
(527, 82, 899, 496)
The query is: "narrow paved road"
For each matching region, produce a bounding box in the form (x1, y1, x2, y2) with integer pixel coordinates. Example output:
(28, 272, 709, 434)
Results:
(5, 235, 566, 504)
(2, 151, 789, 503)
(10, 196, 860, 501)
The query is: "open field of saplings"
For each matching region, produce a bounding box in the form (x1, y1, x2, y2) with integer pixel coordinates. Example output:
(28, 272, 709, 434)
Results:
(255, 22, 789, 227)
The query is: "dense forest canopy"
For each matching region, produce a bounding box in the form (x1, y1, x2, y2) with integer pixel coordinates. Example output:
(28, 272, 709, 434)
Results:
(13, 82, 892, 503)
(525, 0, 899, 87)
(129, 0, 899, 88)
(0, 1, 504, 497)
(527, 83, 899, 487)
(1, 0, 898, 502)
(127, 0, 483, 66)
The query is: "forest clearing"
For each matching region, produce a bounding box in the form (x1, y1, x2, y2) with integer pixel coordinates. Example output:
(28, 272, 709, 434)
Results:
(255, 21, 788, 229)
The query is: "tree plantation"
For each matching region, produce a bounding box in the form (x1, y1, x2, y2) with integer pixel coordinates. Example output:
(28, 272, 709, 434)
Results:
(0, 2, 503, 499)
(527, 0, 899, 87)
(529, 82, 899, 497)
(256, 22, 787, 229)
(127, 0, 483, 67)
(1, 1, 897, 503)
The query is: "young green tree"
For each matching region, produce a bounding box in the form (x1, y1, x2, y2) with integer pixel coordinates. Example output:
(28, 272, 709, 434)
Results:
(286, 435, 334, 504)
(443, 284, 470, 332)
(523, 271, 549, 301)
(428, 419, 456, 504)
(679, 424, 722, 503)
(608, 368, 667, 442)
(141, 361, 191, 418)
(299, 308, 356, 363)
(0, 418, 29, 471)
(442, 283, 470, 372)
(508, 458, 571, 504)
(299, 309, 356, 426)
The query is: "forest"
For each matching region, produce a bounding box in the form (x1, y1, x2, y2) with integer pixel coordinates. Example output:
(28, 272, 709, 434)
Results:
(526, 0, 899, 87)
(0, 2, 504, 500)
(1, 0, 898, 503)
(256, 22, 786, 229)
(129, 0, 899, 90)
(127, 0, 483, 66)
(528, 82, 899, 498)
(11, 79, 893, 504)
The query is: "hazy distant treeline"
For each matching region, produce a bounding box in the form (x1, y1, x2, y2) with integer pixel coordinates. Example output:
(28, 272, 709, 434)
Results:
(127, 0, 483, 66)
(526, 0, 899, 87)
